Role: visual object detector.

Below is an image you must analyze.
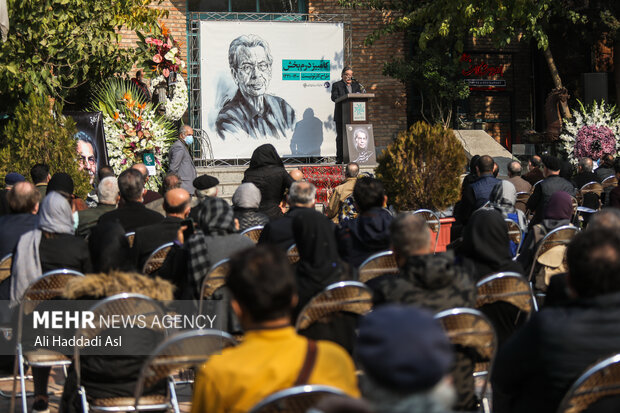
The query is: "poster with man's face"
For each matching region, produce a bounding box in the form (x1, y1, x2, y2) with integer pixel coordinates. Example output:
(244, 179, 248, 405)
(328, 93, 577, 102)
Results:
(65, 112, 108, 185)
(200, 21, 344, 159)
(346, 124, 376, 165)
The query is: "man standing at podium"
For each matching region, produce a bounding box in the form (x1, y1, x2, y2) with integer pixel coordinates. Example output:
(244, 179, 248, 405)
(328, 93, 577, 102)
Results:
(331, 67, 361, 164)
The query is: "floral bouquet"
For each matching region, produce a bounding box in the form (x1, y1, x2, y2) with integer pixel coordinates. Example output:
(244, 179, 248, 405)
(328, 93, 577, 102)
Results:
(560, 100, 620, 165)
(136, 23, 186, 79)
(92, 78, 176, 190)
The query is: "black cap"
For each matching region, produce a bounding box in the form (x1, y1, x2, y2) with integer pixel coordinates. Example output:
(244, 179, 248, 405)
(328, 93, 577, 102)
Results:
(193, 174, 219, 190)
(542, 155, 561, 172)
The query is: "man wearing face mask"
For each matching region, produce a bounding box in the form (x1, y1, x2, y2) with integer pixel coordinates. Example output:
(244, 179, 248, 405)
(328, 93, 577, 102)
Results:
(169, 125, 197, 194)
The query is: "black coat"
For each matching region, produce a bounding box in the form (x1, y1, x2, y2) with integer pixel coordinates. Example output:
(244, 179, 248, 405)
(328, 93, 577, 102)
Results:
(257, 207, 308, 251)
(492, 291, 620, 413)
(132, 216, 182, 270)
(526, 176, 575, 226)
(98, 201, 164, 233)
(331, 79, 362, 122)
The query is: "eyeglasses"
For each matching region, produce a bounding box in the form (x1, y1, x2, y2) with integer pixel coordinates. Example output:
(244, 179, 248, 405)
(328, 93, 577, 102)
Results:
(78, 155, 96, 165)
(238, 62, 270, 74)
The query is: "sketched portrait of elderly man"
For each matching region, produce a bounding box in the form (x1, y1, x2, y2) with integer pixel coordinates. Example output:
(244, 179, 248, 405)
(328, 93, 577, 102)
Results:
(216, 34, 295, 140)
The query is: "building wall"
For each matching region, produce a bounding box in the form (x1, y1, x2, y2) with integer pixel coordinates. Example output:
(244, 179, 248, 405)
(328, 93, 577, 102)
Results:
(308, 0, 408, 152)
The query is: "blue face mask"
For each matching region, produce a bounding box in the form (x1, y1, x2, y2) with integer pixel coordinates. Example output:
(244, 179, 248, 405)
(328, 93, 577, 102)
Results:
(72, 211, 79, 232)
(184, 135, 194, 146)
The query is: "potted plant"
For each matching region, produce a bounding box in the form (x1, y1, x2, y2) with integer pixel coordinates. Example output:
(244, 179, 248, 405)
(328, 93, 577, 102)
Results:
(376, 121, 467, 251)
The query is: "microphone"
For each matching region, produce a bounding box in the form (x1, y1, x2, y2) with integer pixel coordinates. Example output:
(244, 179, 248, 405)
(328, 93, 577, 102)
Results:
(351, 78, 366, 93)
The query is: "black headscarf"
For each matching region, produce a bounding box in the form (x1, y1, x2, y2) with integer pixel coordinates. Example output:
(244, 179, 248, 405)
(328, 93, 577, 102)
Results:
(292, 208, 344, 308)
(89, 221, 134, 273)
(459, 209, 523, 280)
(248, 144, 284, 169)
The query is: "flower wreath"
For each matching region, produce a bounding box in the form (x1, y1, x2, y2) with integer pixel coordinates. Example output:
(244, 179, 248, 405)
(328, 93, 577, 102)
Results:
(560, 100, 620, 165)
(149, 74, 189, 122)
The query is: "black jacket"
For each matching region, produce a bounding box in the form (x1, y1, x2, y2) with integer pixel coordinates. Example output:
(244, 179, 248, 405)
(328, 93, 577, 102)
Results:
(132, 216, 183, 270)
(526, 175, 575, 226)
(336, 207, 393, 268)
(492, 291, 620, 413)
(331, 79, 362, 122)
(98, 200, 164, 233)
(257, 207, 308, 251)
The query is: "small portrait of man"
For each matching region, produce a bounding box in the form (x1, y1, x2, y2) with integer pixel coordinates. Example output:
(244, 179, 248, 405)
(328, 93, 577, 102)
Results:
(216, 34, 295, 140)
(75, 131, 98, 185)
(351, 127, 375, 164)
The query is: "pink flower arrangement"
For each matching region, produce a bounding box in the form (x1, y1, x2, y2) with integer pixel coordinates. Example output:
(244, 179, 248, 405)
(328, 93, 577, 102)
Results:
(574, 125, 616, 160)
(137, 23, 185, 79)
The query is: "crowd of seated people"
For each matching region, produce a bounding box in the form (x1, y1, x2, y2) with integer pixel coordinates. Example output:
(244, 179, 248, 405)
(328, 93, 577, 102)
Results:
(1, 145, 620, 413)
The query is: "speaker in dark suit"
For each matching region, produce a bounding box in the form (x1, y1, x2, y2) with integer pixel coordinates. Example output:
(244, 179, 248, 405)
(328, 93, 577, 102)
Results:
(331, 67, 361, 164)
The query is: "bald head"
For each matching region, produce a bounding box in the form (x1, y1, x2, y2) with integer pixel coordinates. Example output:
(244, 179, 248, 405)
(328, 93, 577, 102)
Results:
(131, 163, 149, 184)
(289, 168, 304, 182)
(163, 188, 191, 218)
(7, 181, 40, 214)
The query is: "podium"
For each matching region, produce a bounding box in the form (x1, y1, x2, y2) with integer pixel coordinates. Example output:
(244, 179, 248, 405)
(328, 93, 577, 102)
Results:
(334, 93, 375, 163)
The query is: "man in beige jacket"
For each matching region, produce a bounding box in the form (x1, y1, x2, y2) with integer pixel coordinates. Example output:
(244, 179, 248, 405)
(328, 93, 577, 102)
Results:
(326, 162, 359, 223)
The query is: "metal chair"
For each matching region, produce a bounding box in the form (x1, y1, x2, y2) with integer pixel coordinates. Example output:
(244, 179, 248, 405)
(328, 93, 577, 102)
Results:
(357, 250, 398, 283)
(0, 253, 12, 284)
(287, 244, 299, 264)
(527, 225, 579, 284)
(248, 384, 347, 413)
(73, 293, 169, 412)
(557, 353, 620, 413)
(240, 226, 264, 244)
(505, 219, 523, 256)
(412, 209, 441, 253)
(11, 269, 84, 413)
(476, 272, 538, 315)
(295, 281, 373, 332)
(125, 232, 136, 248)
(142, 242, 174, 275)
(434, 308, 497, 413)
(601, 175, 617, 190)
(198, 259, 231, 314)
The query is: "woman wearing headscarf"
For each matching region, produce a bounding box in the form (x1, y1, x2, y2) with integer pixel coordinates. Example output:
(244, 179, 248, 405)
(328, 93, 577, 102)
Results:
(292, 208, 356, 353)
(232, 182, 269, 231)
(10, 191, 92, 413)
(242, 144, 294, 219)
(457, 208, 524, 281)
(517, 190, 574, 282)
(486, 180, 527, 256)
(457, 208, 525, 346)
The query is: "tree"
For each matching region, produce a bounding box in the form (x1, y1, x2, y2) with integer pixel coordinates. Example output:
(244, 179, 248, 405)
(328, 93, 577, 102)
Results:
(0, 0, 166, 113)
(340, 0, 588, 119)
(0, 95, 91, 198)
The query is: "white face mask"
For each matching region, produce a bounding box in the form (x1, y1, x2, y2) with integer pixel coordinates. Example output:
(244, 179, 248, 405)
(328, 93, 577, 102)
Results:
(72, 211, 79, 232)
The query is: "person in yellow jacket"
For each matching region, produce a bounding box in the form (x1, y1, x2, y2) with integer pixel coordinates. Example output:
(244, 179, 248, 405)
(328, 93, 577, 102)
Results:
(191, 245, 360, 413)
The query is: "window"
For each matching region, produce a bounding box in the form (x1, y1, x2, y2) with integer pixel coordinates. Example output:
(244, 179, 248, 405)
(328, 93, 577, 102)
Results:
(189, 0, 304, 13)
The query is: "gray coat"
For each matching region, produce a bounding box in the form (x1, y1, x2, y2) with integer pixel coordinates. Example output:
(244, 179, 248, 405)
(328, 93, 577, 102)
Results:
(169, 139, 196, 193)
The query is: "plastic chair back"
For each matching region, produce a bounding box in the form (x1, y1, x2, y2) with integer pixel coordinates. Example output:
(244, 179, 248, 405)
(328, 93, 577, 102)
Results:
(248, 384, 346, 413)
(142, 242, 174, 275)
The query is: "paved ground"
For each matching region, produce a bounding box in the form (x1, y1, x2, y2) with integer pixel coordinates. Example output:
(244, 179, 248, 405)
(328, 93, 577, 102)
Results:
(0, 366, 193, 412)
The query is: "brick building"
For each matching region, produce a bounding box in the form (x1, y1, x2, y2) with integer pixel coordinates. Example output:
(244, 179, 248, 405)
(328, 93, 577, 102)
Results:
(118, 0, 538, 155)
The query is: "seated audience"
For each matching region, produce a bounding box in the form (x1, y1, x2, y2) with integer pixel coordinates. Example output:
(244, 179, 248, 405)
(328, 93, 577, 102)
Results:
(98, 168, 164, 232)
(47, 172, 88, 212)
(30, 163, 51, 200)
(506, 160, 531, 193)
(0, 182, 40, 258)
(492, 228, 620, 413)
(189, 174, 219, 221)
(132, 188, 190, 270)
(455, 155, 501, 226)
(517, 190, 574, 284)
(10, 191, 92, 413)
(526, 155, 575, 227)
(242, 144, 294, 219)
(337, 177, 392, 267)
(190, 246, 360, 413)
(325, 162, 359, 223)
(373, 213, 477, 411)
(595, 153, 615, 181)
(356, 305, 456, 413)
(130, 163, 162, 204)
(258, 181, 316, 250)
(76, 176, 119, 238)
(231, 182, 269, 231)
(0, 172, 26, 216)
(146, 172, 181, 215)
(522, 155, 544, 186)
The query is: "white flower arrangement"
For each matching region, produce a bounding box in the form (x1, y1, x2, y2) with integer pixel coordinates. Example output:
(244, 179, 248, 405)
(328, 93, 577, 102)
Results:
(93, 79, 176, 191)
(560, 100, 620, 165)
(149, 74, 189, 122)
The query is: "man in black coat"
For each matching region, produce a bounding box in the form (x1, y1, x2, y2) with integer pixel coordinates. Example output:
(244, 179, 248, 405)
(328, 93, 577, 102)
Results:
(133, 188, 190, 271)
(98, 168, 164, 232)
(258, 181, 316, 251)
(0, 182, 40, 257)
(526, 155, 575, 227)
(331, 67, 362, 164)
(492, 228, 620, 413)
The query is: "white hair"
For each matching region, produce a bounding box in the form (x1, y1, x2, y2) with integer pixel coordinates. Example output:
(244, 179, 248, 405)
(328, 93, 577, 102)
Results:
(98, 177, 119, 205)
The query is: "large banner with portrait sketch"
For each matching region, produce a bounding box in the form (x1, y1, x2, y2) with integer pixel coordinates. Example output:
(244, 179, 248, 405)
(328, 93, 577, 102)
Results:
(200, 21, 344, 159)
